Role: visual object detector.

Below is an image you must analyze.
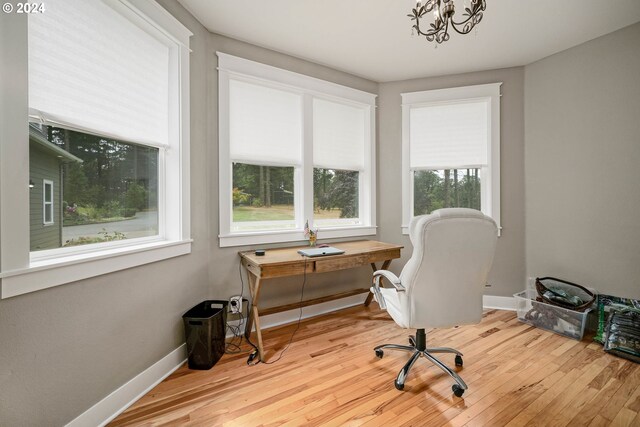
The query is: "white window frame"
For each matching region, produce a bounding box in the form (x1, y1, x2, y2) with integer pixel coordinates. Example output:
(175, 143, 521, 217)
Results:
(42, 179, 54, 225)
(401, 83, 502, 235)
(218, 53, 377, 247)
(0, 0, 193, 299)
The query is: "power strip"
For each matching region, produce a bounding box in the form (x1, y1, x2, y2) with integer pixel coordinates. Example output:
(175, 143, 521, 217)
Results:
(229, 295, 243, 314)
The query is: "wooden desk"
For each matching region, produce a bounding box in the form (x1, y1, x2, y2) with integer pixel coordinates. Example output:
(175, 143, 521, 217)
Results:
(239, 240, 403, 361)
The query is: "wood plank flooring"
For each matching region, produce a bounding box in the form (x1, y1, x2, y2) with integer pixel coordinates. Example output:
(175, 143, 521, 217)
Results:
(111, 306, 640, 426)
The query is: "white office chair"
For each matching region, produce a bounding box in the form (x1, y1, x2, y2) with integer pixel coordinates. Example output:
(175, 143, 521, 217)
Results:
(371, 208, 498, 397)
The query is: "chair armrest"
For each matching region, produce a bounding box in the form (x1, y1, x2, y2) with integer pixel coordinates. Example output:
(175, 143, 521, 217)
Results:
(371, 270, 405, 310)
(373, 270, 405, 292)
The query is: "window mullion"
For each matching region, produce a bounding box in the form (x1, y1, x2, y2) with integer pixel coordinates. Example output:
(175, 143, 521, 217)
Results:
(302, 94, 314, 230)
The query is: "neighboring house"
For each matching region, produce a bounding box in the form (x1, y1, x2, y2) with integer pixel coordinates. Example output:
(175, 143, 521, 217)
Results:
(29, 125, 82, 251)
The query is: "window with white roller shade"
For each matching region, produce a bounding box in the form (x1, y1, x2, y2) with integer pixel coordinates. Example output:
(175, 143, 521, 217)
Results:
(218, 53, 377, 246)
(28, 0, 170, 147)
(229, 79, 302, 166)
(313, 98, 366, 171)
(401, 83, 501, 235)
(1, 0, 192, 298)
(409, 100, 488, 170)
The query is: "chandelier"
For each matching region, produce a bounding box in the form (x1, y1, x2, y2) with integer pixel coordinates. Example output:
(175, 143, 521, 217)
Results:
(408, 0, 486, 44)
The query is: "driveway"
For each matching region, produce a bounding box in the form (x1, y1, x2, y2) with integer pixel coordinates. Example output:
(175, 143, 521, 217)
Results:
(62, 211, 159, 242)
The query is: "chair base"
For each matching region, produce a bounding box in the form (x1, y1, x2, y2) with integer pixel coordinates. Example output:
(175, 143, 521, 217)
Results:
(374, 329, 467, 397)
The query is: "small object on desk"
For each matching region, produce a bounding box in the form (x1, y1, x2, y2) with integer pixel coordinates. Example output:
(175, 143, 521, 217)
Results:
(304, 220, 318, 247)
(298, 246, 345, 257)
(317, 244, 330, 248)
(255, 249, 265, 256)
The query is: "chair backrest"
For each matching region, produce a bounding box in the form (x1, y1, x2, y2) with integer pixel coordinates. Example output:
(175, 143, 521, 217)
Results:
(399, 208, 498, 329)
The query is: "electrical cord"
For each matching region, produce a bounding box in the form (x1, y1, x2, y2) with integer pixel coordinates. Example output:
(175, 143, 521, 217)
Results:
(259, 255, 308, 365)
(235, 259, 261, 365)
(224, 310, 245, 354)
(224, 260, 252, 355)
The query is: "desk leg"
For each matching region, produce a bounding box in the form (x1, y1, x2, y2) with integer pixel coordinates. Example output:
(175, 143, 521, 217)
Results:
(364, 260, 392, 307)
(244, 271, 265, 361)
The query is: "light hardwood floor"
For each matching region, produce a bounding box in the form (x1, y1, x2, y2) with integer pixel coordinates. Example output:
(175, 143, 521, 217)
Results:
(111, 306, 640, 426)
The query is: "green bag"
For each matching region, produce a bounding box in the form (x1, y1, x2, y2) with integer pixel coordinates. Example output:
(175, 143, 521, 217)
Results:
(594, 294, 640, 344)
(603, 309, 640, 363)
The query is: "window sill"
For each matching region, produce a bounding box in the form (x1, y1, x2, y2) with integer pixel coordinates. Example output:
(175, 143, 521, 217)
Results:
(0, 239, 192, 299)
(219, 225, 377, 248)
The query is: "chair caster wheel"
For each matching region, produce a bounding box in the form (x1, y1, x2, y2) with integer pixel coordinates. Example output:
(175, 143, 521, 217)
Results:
(452, 384, 465, 397)
(455, 355, 463, 367)
(395, 381, 404, 391)
(375, 349, 384, 358)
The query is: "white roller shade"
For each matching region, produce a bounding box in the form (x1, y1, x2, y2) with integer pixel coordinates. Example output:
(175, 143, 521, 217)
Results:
(229, 79, 302, 166)
(409, 100, 488, 169)
(28, 0, 170, 147)
(313, 98, 366, 171)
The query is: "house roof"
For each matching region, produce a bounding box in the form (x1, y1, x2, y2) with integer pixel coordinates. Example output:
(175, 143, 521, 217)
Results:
(29, 126, 83, 163)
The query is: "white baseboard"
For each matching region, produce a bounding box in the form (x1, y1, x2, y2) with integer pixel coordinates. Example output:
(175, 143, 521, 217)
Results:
(65, 344, 187, 427)
(66, 292, 516, 427)
(483, 294, 517, 311)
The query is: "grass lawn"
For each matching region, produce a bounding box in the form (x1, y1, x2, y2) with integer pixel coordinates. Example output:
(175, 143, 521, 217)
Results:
(233, 205, 342, 222)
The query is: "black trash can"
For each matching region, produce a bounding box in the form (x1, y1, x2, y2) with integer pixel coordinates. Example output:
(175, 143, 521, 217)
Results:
(182, 300, 228, 370)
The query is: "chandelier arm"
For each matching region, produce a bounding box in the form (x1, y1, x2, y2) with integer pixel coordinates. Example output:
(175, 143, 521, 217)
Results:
(412, 3, 445, 38)
(438, 19, 450, 43)
(450, 14, 476, 27)
(450, 19, 476, 35)
(449, 0, 485, 34)
(414, 22, 439, 38)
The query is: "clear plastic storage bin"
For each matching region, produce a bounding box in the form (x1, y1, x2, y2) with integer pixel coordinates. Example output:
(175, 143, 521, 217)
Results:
(514, 289, 592, 340)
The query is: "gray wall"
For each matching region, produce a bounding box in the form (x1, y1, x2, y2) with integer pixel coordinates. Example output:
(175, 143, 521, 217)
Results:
(524, 23, 640, 299)
(377, 68, 526, 297)
(0, 2, 211, 425)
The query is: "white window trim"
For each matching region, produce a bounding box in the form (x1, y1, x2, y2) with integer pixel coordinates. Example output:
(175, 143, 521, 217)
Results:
(42, 179, 54, 225)
(0, 0, 193, 299)
(217, 53, 377, 248)
(401, 83, 502, 235)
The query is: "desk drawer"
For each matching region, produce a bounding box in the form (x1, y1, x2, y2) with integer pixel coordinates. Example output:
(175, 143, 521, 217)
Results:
(259, 263, 313, 279)
(315, 254, 370, 273)
(315, 249, 401, 273)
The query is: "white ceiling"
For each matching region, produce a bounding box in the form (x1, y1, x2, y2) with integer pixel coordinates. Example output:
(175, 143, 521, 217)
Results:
(177, 0, 640, 82)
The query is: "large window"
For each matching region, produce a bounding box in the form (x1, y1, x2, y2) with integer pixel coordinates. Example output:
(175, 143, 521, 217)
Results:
(30, 125, 159, 252)
(401, 83, 501, 234)
(218, 53, 376, 247)
(0, 0, 192, 299)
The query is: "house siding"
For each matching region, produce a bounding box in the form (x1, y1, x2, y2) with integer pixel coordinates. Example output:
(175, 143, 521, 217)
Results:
(29, 144, 62, 251)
